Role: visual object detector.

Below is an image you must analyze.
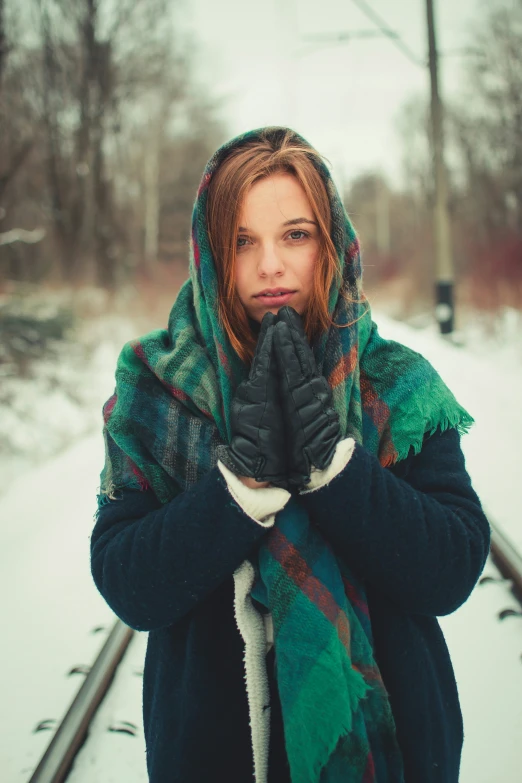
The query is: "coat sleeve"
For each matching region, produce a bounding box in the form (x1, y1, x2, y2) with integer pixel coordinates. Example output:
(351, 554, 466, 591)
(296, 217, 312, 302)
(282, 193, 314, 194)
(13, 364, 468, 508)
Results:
(298, 427, 491, 616)
(90, 465, 289, 632)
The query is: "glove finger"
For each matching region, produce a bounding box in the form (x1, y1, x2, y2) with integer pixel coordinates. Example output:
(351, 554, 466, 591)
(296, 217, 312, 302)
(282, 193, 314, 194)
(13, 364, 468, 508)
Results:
(278, 306, 306, 338)
(251, 322, 275, 381)
(249, 312, 276, 380)
(278, 307, 317, 379)
(273, 321, 305, 389)
(267, 322, 282, 400)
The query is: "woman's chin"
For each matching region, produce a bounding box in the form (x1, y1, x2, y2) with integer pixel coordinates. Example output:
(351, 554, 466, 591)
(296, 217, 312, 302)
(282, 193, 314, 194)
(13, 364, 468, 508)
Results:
(246, 298, 306, 325)
(254, 302, 304, 320)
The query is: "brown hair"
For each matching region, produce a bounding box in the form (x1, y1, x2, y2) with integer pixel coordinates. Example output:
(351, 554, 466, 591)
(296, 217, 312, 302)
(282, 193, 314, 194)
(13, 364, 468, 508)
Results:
(207, 128, 349, 364)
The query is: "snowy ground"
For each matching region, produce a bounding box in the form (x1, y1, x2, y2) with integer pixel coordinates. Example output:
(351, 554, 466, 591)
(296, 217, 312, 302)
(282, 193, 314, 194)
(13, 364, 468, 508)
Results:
(376, 308, 522, 553)
(1, 307, 521, 782)
(0, 309, 145, 492)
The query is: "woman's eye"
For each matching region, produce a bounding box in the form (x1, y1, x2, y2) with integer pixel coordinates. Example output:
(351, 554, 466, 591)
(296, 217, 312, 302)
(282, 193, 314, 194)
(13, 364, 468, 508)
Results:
(237, 236, 250, 248)
(288, 230, 308, 241)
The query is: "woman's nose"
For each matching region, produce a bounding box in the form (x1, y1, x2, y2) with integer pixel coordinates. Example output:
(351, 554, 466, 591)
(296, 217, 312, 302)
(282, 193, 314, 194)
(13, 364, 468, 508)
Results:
(257, 244, 284, 276)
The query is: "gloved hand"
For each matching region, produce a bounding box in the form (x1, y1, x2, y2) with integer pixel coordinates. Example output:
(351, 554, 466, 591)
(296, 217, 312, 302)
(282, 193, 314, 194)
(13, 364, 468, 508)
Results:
(273, 306, 341, 489)
(217, 311, 288, 488)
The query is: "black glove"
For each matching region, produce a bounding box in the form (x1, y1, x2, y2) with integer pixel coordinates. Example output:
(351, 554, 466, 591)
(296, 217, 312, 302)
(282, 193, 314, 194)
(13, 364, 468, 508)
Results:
(217, 312, 288, 487)
(273, 306, 341, 489)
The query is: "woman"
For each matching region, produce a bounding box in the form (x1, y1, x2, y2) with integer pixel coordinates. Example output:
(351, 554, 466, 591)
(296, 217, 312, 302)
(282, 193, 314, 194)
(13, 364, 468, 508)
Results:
(91, 126, 490, 783)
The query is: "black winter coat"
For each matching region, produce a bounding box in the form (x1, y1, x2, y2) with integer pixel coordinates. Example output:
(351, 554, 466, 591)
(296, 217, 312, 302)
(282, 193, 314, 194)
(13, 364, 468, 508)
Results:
(90, 426, 490, 783)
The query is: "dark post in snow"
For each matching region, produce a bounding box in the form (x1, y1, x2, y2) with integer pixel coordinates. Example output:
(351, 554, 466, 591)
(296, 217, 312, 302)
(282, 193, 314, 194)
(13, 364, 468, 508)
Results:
(426, 0, 455, 334)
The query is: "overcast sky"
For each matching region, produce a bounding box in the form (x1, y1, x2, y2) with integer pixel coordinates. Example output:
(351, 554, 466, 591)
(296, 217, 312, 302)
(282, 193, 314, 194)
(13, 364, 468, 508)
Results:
(182, 0, 489, 189)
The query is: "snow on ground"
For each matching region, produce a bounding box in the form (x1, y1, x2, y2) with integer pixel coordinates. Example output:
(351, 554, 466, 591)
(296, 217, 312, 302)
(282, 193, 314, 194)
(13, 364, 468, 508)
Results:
(0, 433, 116, 780)
(371, 307, 522, 783)
(440, 558, 522, 783)
(376, 308, 522, 552)
(0, 306, 521, 781)
(0, 312, 141, 492)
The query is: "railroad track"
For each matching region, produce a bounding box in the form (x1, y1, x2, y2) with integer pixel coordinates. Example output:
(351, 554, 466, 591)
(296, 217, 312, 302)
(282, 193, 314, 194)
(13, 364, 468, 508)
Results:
(27, 620, 134, 783)
(487, 520, 522, 606)
(25, 514, 522, 783)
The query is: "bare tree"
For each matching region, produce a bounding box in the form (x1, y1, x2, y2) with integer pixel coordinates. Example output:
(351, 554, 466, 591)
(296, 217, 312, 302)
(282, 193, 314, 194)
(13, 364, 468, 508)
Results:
(460, 2, 522, 226)
(0, 0, 224, 292)
(0, 0, 6, 90)
(390, 1, 522, 316)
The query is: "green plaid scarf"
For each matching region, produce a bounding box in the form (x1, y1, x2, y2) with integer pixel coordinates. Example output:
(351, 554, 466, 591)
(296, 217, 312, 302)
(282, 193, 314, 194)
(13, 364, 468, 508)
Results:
(97, 127, 473, 782)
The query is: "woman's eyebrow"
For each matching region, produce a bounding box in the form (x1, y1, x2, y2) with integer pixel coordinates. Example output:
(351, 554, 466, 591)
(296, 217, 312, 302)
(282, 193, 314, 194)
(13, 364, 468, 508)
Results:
(282, 217, 318, 227)
(237, 217, 318, 232)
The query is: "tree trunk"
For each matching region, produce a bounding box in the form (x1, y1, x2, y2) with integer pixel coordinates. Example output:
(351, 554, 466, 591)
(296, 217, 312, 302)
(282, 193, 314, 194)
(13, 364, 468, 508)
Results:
(39, 0, 74, 283)
(0, 0, 6, 93)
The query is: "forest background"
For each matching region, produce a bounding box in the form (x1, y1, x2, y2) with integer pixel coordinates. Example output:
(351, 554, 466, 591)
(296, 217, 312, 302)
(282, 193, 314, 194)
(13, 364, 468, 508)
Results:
(0, 0, 521, 481)
(2, 0, 522, 326)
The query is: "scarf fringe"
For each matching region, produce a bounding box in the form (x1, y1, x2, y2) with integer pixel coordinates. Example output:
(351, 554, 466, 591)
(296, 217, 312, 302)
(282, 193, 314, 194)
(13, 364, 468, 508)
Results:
(94, 478, 145, 520)
(385, 407, 475, 468)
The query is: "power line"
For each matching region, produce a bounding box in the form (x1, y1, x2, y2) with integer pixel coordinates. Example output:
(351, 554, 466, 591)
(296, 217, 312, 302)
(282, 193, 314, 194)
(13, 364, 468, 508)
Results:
(297, 28, 394, 58)
(301, 29, 394, 43)
(350, 0, 426, 68)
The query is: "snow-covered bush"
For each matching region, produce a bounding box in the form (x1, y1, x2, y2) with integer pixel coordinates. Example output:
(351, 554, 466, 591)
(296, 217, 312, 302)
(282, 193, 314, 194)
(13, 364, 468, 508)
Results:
(0, 286, 140, 492)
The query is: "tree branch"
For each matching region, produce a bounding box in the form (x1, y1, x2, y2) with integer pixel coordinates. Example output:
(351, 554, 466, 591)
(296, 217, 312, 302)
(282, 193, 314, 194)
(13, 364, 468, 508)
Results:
(0, 227, 46, 246)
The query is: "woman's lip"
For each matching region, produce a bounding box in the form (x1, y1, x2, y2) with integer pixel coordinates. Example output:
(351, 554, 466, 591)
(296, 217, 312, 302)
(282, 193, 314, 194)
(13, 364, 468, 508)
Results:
(255, 291, 296, 305)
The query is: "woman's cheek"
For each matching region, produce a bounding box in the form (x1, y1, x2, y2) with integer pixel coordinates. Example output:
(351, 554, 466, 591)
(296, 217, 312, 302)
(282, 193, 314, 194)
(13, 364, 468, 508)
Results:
(302, 247, 318, 285)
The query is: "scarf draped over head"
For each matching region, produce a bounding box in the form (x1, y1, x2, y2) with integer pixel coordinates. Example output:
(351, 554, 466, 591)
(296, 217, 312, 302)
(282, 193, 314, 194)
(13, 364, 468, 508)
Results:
(97, 127, 473, 782)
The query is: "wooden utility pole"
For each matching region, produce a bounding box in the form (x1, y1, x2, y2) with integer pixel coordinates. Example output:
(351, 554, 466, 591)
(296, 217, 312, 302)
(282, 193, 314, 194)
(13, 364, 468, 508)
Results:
(375, 176, 390, 255)
(294, 1, 456, 332)
(143, 121, 161, 264)
(426, 0, 455, 334)
(0, 0, 6, 92)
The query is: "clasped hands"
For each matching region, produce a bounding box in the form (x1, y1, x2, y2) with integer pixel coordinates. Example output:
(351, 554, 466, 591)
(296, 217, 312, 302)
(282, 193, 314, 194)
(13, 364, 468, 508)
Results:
(221, 306, 341, 492)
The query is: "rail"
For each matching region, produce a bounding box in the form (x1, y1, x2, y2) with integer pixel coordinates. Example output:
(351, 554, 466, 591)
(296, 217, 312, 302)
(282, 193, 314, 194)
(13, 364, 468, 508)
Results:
(27, 619, 134, 783)
(488, 517, 522, 605)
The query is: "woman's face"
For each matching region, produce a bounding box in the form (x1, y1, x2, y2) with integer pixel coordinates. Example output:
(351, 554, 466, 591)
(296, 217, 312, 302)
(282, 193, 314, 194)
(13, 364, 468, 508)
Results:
(234, 172, 320, 323)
